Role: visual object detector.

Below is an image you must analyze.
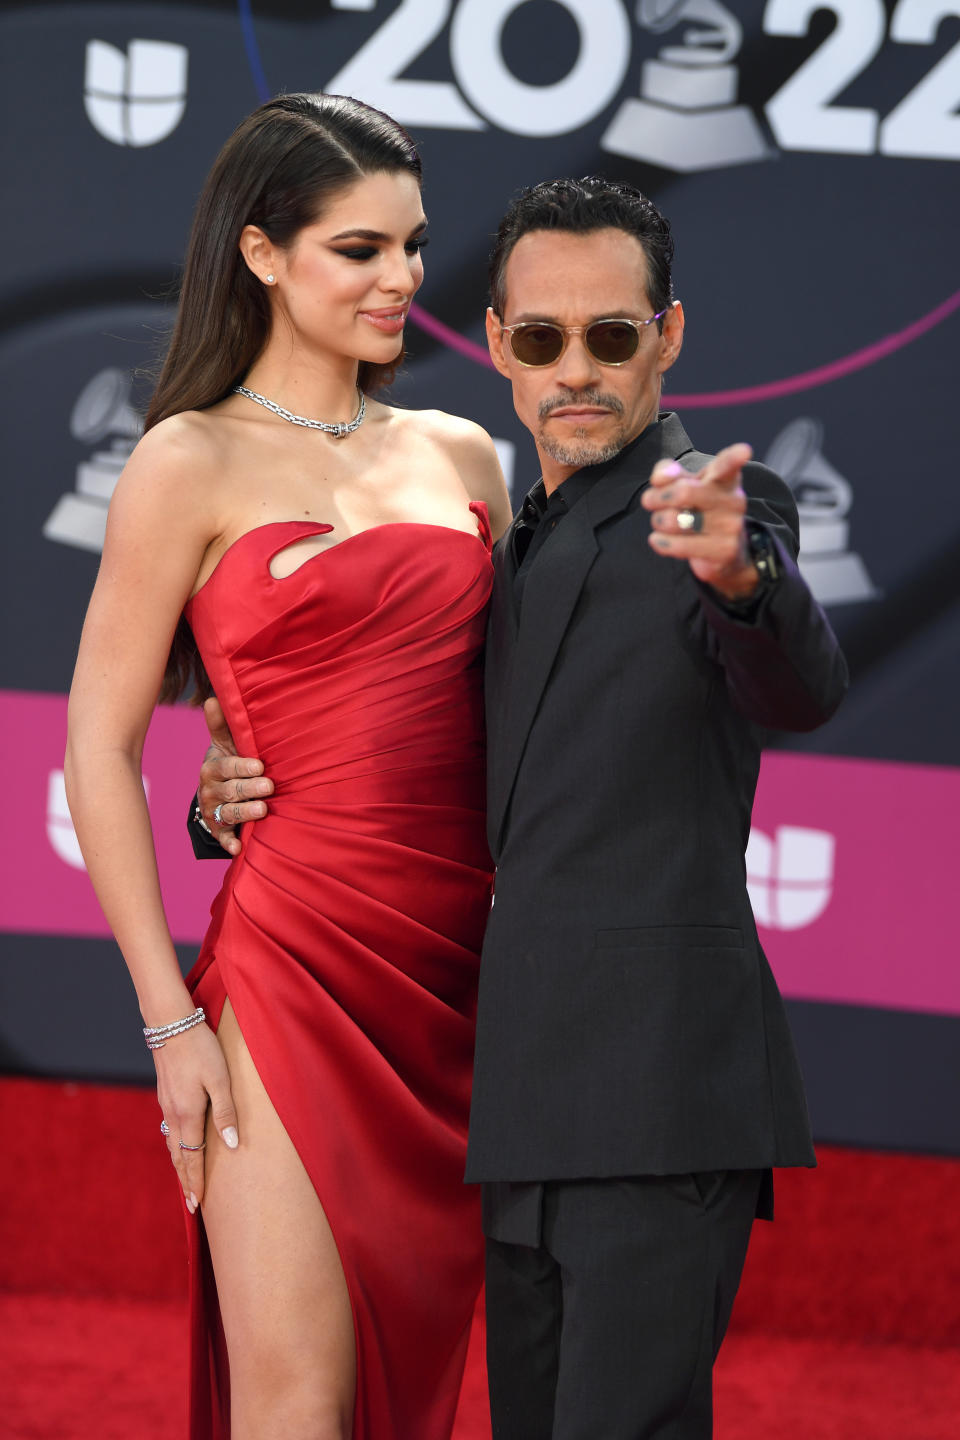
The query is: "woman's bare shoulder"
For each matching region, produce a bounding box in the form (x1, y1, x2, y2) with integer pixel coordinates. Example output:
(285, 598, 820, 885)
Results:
(395, 405, 492, 450)
(381, 405, 514, 536)
(131, 408, 229, 470)
(382, 406, 497, 469)
(121, 409, 233, 500)
(105, 409, 235, 545)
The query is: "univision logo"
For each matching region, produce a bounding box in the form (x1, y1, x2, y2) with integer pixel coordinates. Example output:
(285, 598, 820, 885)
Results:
(84, 39, 188, 146)
(746, 825, 835, 931)
(47, 771, 85, 870)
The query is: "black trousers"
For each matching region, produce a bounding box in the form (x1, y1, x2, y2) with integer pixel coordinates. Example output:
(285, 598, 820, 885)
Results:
(484, 1171, 765, 1440)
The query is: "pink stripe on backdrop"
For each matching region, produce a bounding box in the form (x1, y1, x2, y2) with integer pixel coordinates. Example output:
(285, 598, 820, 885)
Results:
(408, 288, 960, 406)
(2, 690, 220, 945)
(668, 287, 960, 408)
(2, 690, 957, 1018)
(750, 750, 960, 1017)
(409, 302, 495, 368)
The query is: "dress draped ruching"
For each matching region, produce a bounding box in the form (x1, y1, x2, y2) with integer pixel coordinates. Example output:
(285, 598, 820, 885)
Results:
(181, 504, 494, 1438)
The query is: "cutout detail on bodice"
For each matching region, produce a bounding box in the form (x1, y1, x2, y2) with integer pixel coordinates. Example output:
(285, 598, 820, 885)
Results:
(268, 527, 338, 579)
(191, 504, 491, 599)
(265, 509, 488, 579)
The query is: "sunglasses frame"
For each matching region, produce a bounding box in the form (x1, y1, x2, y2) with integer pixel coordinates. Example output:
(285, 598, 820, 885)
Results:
(499, 310, 670, 368)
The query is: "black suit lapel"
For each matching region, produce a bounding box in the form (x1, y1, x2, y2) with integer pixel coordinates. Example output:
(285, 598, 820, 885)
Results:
(486, 414, 700, 852)
(487, 502, 598, 849)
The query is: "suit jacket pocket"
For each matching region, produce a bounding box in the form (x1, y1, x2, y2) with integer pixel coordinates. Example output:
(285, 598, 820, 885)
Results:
(576, 927, 770, 1165)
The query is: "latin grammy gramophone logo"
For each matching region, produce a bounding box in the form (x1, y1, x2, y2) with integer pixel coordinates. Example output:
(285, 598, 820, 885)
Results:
(603, 0, 769, 172)
(43, 369, 142, 555)
(764, 417, 879, 607)
(84, 38, 188, 147)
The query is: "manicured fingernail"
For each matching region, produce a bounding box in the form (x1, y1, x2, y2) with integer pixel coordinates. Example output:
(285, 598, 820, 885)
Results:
(256, 781, 271, 795)
(186, 1194, 197, 1214)
(223, 1127, 239, 1150)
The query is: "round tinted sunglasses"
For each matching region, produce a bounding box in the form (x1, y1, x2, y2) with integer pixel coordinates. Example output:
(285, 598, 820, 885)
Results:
(500, 310, 669, 367)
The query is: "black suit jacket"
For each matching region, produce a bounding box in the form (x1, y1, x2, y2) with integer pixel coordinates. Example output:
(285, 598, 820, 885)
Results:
(464, 413, 848, 1184)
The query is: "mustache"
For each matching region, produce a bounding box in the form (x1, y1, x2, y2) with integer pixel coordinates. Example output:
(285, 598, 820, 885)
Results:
(538, 391, 625, 420)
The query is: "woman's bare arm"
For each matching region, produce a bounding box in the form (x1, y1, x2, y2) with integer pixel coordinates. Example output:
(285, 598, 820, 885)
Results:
(65, 415, 239, 1209)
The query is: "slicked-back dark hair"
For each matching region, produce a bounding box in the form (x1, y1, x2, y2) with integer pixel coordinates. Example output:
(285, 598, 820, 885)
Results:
(150, 92, 422, 703)
(489, 175, 674, 324)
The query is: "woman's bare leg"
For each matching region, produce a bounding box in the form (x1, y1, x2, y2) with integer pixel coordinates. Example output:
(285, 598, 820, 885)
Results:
(201, 998, 356, 1440)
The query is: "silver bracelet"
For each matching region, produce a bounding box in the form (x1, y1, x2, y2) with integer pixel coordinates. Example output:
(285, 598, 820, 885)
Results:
(143, 1006, 206, 1051)
(193, 794, 213, 836)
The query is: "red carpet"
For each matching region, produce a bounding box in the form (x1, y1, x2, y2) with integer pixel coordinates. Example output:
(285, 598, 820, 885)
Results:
(2, 1077, 959, 1437)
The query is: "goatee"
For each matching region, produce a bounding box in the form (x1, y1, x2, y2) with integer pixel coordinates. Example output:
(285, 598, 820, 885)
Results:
(537, 389, 626, 468)
(539, 434, 626, 467)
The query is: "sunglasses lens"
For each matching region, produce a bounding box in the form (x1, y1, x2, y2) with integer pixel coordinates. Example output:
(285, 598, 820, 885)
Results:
(586, 321, 640, 364)
(510, 324, 564, 366)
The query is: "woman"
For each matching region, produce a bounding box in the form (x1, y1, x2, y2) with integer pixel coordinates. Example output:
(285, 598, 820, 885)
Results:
(65, 93, 511, 1440)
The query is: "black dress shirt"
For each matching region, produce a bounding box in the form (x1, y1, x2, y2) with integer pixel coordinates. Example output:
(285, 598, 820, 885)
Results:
(512, 427, 655, 609)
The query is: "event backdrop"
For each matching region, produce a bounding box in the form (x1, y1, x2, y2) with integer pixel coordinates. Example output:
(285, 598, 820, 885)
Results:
(2, 0, 958, 1153)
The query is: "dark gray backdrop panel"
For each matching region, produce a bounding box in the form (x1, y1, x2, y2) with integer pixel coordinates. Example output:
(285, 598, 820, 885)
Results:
(2, 0, 957, 1150)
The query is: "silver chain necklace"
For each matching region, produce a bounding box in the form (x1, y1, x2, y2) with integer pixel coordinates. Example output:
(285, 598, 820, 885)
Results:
(233, 384, 366, 438)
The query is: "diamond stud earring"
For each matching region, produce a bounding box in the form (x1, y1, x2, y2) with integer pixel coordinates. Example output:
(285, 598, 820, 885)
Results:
(265, 274, 275, 284)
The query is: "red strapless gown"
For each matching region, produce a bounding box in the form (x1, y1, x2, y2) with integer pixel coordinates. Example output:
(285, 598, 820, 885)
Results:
(181, 504, 494, 1439)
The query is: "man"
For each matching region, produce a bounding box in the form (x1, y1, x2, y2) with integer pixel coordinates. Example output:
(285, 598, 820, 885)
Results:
(192, 177, 846, 1437)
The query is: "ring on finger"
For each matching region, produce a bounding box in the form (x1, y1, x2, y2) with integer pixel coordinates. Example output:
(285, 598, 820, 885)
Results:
(160, 1120, 171, 1136)
(676, 507, 704, 534)
(178, 1140, 206, 1152)
(213, 804, 224, 826)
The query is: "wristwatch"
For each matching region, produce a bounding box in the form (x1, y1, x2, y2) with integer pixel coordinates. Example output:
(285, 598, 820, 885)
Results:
(715, 524, 779, 616)
(746, 523, 780, 588)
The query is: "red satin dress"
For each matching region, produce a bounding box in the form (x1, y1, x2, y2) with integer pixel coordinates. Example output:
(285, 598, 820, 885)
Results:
(181, 503, 494, 1439)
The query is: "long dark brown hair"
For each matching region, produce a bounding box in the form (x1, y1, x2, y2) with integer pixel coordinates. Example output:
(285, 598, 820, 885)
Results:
(152, 93, 423, 703)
